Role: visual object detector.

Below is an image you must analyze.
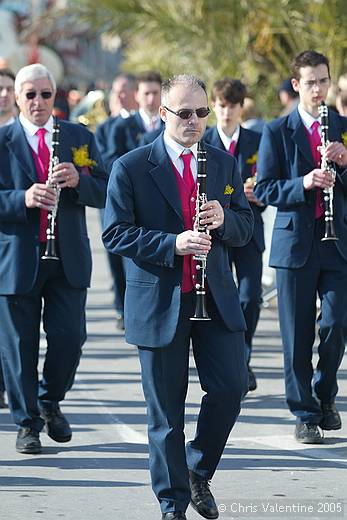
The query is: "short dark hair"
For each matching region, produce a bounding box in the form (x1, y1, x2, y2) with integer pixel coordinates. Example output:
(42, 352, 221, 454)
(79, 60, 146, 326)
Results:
(137, 71, 162, 86)
(291, 50, 330, 80)
(211, 78, 247, 106)
(161, 74, 207, 105)
(278, 78, 298, 99)
(113, 72, 137, 88)
(0, 68, 15, 82)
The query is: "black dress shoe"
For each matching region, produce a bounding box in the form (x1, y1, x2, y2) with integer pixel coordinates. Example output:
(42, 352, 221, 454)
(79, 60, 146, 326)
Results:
(189, 470, 218, 519)
(320, 403, 342, 430)
(39, 403, 72, 442)
(248, 367, 257, 391)
(0, 391, 7, 409)
(162, 513, 187, 519)
(16, 427, 42, 454)
(295, 423, 324, 444)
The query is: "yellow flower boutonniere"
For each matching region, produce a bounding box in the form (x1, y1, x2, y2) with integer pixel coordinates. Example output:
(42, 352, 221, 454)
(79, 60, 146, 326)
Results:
(224, 184, 234, 195)
(246, 152, 258, 165)
(72, 144, 97, 168)
(341, 132, 347, 148)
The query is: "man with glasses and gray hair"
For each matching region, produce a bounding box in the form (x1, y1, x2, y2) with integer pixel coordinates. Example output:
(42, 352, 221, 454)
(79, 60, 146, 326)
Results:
(0, 63, 107, 454)
(103, 74, 253, 520)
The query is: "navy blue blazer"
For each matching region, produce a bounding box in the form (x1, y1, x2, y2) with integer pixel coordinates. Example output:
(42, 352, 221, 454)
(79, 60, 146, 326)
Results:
(204, 126, 265, 252)
(102, 135, 254, 348)
(254, 108, 347, 268)
(138, 127, 164, 146)
(0, 119, 107, 294)
(106, 112, 165, 168)
(95, 115, 121, 174)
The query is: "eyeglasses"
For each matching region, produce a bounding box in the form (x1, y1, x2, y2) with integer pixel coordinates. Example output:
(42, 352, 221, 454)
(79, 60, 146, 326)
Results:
(164, 106, 210, 119)
(25, 91, 53, 100)
(301, 78, 330, 89)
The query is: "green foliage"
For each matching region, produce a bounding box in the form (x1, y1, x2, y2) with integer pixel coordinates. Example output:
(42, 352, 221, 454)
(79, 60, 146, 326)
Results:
(71, 0, 347, 118)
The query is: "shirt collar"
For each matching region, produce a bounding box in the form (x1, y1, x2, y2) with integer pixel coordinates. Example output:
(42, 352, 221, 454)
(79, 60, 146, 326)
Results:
(120, 108, 130, 119)
(19, 113, 53, 136)
(163, 130, 198, 163)
(298, 104, 320, 131)
(217, 123, 240, 150)
(139, 108, 160, 127)
(1, 116, 16, 127)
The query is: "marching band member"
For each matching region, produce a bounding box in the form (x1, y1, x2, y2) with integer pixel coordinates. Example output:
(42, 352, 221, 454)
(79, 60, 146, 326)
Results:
(204, 78, 264, 391)
(103, 74, 253, 520)
(0, 64, 107, 454)
(255, 51, 347, 444)
(0, 67, 17, 409)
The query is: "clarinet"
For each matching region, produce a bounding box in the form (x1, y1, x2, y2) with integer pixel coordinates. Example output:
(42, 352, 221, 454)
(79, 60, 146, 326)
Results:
(318, 101, 338, 242)
(41, 118, 61, 260)
(190, 141, 211, 321)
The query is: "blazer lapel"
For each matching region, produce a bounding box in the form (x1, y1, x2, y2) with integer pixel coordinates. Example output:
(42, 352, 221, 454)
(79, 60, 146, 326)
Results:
(211, 127, 224, 150)
(288, 109, 315, 168)
(237, 127, 251, 179)
(6, 120, 38, 183)
(205, 145, 218, 198)
(148, 137, 184, 223)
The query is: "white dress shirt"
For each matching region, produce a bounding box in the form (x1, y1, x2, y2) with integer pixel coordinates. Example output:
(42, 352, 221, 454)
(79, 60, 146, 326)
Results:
(163, 131, 198, 180)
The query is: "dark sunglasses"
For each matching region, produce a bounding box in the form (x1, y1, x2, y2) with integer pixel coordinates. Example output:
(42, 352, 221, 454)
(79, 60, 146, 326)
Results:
(164, 106, 210, 120)
(25, 91, 53, 100)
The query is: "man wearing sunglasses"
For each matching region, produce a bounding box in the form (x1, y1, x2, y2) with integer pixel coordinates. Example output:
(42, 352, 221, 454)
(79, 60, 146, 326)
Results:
(204, 78, 264, 393)
(103, 74, 253, 520)
(0, 63, 107, 454)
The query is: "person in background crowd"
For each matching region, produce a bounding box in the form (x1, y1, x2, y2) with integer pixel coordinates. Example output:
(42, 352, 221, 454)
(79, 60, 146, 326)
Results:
(105, 70, 163, 166)
(67, 88, 83, 115)
(108, 72, 138, 118)
(204, 78, 264, 391)
(95, 73, 138, 170)
(336, 73, 347, 116)
(0, 67, 17, 409)
(97, 71, 163, 331)
(0, 63, 107, 454)
(255, 50, 347, 444)
(337, 91, 347, 116)
(95, 72, 138, 331)
(241, 97, 265, 134)
(278, 78, 299, 116)
(103, 73, 253, 520)
(0, 68, 16, 127)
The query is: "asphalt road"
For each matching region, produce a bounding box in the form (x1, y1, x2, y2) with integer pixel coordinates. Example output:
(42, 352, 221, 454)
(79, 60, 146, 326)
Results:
(0, 208, 346, 520)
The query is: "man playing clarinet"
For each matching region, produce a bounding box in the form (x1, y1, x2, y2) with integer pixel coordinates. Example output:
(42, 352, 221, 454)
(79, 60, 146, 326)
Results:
(103, 74, 253, 520)
(255, 51, 347, 444)
(0, 64, 107, 454)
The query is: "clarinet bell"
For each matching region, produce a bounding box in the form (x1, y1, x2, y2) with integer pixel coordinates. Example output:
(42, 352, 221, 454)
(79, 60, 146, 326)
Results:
(321, 221, 339, 242)
(190, 292, 211, 321)
(41, 239, 60, 260)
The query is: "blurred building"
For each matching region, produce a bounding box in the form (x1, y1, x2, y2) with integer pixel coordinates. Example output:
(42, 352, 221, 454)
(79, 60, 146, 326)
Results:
(0, 1, 122, 88)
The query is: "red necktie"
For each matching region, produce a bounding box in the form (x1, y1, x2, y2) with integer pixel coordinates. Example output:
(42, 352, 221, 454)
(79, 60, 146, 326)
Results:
(310, 121, 324, 219)
(36, 128, 50, 179)
(181, 151, 195, 196)
(228, 140, 236, 156)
